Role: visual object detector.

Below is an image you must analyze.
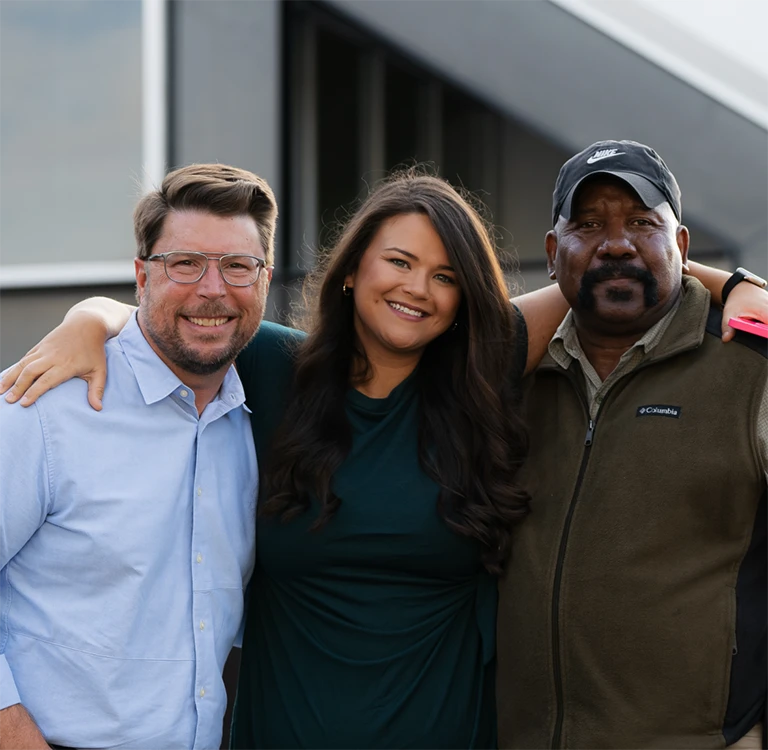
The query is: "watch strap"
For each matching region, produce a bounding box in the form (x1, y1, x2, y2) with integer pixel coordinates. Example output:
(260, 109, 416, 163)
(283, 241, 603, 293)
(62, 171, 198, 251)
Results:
(722, 270, 748, 305)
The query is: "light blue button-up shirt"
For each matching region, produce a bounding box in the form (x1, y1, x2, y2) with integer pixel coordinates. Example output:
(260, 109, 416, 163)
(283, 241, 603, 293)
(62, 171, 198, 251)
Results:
(0, 313, 257, 749)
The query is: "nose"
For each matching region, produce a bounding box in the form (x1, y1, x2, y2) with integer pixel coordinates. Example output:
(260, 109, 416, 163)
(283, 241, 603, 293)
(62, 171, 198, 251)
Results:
(195, 261, 228, 299)
(402, 269, 430, 299)
(596, 225, 637, 261)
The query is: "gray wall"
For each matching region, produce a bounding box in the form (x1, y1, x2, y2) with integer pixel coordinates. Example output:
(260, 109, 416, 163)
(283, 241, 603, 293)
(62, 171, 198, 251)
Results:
(170, 0, 281, 256)
(0, 286, 139, 370)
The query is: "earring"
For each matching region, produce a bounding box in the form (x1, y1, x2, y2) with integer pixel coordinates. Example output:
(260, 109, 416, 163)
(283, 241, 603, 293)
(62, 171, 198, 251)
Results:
(342, 283, 352, 296)
(452, 320, 459, 330)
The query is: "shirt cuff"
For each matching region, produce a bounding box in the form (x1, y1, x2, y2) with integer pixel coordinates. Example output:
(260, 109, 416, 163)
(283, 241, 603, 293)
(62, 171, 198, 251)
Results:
(0, 653, 21, 709)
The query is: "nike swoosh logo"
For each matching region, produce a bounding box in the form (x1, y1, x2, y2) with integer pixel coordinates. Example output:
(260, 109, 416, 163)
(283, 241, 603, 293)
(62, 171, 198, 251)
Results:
(586, 152, 625, 164)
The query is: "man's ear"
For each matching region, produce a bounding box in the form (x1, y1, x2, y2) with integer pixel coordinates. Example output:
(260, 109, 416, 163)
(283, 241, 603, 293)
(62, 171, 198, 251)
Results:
(545, 231, 558, 279)
(676, 225, 690, 273)
(134, 258, 148, 303)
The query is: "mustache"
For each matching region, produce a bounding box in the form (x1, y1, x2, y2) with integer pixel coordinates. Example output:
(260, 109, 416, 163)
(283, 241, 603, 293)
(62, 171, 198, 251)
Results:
(577, 262, 659, 311)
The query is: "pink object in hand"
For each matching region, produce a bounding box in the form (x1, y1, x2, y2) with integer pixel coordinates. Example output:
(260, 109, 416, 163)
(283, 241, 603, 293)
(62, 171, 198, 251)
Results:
(728, 316, 768, 338)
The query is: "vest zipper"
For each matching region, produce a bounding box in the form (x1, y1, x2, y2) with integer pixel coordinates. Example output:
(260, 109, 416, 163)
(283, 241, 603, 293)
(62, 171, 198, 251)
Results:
(550, 416, 595, 748)
(584, 419, 595, 446)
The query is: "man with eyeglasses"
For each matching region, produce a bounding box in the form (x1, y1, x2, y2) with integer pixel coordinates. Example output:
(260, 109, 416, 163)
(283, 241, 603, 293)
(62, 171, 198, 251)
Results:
(0, 164, 277, 748)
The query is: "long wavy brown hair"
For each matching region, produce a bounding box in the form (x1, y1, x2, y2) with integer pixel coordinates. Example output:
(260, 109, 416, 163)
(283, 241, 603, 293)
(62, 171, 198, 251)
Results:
(261, 170, 529, 573)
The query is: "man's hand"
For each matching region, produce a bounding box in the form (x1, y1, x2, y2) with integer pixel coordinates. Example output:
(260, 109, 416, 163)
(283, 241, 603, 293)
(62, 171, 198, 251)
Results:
(0, 311, 109, 411)
(0, 704, 50, 749)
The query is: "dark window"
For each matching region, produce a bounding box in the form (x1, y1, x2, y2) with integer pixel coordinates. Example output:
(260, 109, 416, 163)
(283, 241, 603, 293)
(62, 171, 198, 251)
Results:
(385, 64, 422, 170)
(316, 29, 362, 248)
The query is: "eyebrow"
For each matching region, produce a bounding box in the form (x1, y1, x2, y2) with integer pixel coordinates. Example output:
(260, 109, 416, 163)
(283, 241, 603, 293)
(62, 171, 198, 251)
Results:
(385, 246, 455, 272)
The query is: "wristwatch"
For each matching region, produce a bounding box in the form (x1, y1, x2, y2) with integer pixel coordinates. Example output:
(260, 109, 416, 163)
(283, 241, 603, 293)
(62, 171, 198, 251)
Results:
(721, 267, 768, 304)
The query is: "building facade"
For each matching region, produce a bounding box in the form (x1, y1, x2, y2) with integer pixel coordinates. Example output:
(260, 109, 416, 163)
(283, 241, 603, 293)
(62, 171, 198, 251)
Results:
(2, 0, 766, 367)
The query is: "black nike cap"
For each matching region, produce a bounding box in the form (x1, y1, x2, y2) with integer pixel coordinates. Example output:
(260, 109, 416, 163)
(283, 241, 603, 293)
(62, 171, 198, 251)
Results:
(552, 139, 682, 226)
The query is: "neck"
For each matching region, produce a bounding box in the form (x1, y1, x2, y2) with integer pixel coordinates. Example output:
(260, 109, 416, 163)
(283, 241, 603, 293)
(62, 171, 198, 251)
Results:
(137, 320, 229, 415)
(572, 327, 642, 381)
(572, 290, 681, 380)
(164, 363, 228, 415)
(186, 373, 228, 415)
(352, 350, 422, 399)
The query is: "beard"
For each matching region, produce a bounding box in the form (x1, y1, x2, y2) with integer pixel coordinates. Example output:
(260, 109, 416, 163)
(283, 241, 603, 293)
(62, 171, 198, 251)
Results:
(577, 261, 659, 311)
(140, 299, 261, 376)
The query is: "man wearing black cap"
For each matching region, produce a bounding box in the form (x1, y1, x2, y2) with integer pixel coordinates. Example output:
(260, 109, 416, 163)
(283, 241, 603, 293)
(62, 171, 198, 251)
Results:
(497, 140, 767, 749)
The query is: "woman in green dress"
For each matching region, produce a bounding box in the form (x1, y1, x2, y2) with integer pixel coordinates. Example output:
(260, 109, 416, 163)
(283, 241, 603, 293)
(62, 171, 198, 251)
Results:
(231, 173, 531, 747)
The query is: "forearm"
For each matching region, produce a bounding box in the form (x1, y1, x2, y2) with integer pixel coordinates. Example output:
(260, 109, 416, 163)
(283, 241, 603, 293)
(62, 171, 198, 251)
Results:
(686, 261, 729, 305)
(0, 704, 50, 750)
(512, 283, 570, 375)
(63, 296, 136, 339)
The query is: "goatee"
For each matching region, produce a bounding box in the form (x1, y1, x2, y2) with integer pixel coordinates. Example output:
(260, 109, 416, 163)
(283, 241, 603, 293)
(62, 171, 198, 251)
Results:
(577, 261, 659, 311)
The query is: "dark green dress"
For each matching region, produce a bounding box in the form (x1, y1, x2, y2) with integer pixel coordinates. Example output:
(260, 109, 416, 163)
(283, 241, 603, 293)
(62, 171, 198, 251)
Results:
(231, 321, 521, 748)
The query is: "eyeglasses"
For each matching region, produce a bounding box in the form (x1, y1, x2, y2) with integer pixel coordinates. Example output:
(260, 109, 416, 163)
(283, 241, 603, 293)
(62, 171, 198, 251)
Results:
(147, 251, 270, 287)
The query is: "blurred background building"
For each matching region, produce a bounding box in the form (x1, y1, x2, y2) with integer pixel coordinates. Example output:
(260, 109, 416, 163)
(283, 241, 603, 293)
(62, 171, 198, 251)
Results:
(2, 0, 766, 368)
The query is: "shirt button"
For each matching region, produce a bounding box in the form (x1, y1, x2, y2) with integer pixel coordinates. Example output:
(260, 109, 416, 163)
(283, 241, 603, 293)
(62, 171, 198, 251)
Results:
(200, 620, 205, 631)
(196, 553, 203, 563)
(197, 488, 202, 496)
(199, 688, 205, 698)
(180, 389, 188, 398)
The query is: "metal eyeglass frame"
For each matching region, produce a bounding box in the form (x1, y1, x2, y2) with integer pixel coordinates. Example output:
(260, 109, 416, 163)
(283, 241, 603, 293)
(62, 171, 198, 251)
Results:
(147, 251, 270, 287)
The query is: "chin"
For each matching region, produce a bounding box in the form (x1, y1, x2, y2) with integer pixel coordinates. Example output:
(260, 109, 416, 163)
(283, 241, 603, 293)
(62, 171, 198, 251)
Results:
(182, 340, 237, 364)
(380, 335, 428, 354)
(591, 304, 646, 325)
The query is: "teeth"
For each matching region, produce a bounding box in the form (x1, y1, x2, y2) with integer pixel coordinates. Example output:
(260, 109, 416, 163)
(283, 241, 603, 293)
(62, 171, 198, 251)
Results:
(188, 317, 229, 327)
(389, 302, 424, 318)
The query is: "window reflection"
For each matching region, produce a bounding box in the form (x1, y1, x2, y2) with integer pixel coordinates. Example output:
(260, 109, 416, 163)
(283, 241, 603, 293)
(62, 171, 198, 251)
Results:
(0, 0, 142, 268)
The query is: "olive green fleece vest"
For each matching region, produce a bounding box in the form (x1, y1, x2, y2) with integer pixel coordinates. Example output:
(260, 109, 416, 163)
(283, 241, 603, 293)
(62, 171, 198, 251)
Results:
(497, 278, 767, 749)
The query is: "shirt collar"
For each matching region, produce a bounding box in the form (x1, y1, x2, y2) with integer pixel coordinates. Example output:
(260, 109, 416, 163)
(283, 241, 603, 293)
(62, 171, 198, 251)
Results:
(117, 312, 249, 412)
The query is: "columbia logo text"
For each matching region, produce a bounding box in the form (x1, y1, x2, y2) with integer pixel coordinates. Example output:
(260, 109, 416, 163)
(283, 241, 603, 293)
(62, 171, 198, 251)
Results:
(636, 405, 681, 419)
